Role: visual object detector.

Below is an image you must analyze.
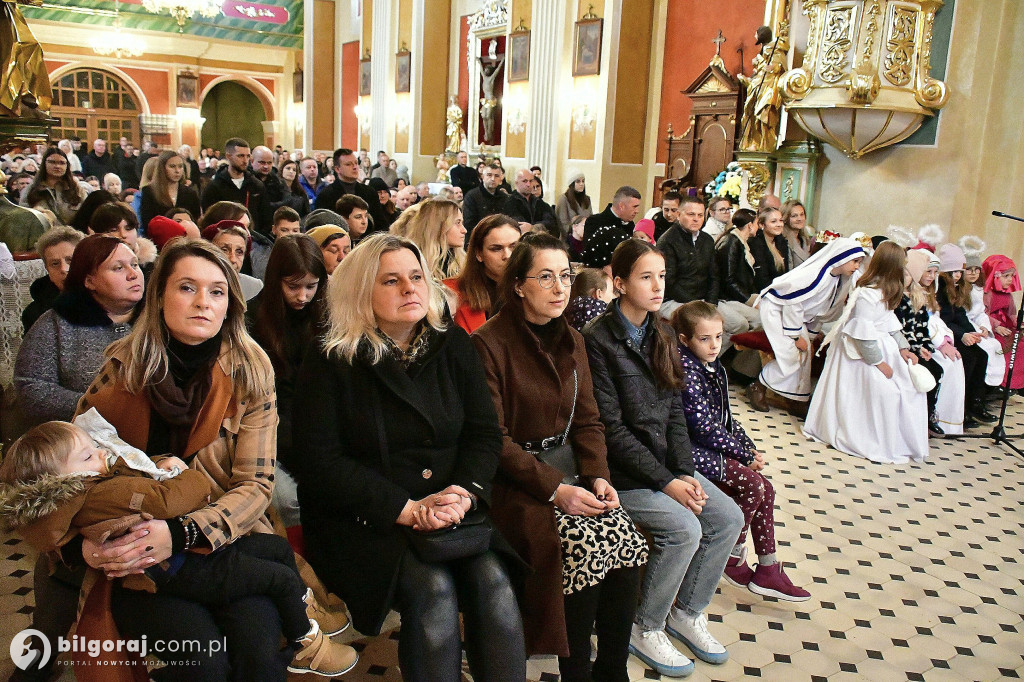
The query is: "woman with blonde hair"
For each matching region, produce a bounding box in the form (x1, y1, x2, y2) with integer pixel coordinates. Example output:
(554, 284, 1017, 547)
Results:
(293, 232, 526, 681)
(780, 199, 814, 267)
(72, 238, 293, 676)
(402, 198, 467, 280)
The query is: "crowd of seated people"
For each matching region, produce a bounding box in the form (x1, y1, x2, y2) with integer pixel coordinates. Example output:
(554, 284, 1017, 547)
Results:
(2, 141, 1021, 682)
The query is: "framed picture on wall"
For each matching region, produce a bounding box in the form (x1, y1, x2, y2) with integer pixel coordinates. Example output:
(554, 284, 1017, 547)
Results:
(177, 72, 198, 107)
(509, 30, 530, 82)
(293, 69, 303, 103)
(359, 57, 372, 96)
(573, 17, 603, 77)
(395, 50, 411, 93)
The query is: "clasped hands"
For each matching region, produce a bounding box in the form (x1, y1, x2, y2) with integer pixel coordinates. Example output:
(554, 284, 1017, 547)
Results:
(399, 485, 474, 532)
(663, 475, 709, 515)
(553, 478, 619, 516)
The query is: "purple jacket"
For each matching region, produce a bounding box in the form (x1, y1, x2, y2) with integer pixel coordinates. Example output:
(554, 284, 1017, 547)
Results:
(677, 344, 756, 481)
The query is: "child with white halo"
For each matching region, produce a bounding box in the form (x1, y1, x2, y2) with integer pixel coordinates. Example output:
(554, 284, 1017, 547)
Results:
(959, 236, 1006, 388)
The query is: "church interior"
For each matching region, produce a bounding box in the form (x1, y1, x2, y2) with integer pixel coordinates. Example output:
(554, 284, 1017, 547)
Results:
(0, 0, 1023, 680)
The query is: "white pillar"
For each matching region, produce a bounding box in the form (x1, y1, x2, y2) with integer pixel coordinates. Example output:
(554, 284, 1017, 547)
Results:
(302, 0, 315, 153)
(370, 0, 393, 153)
(525, 0, 563, 177)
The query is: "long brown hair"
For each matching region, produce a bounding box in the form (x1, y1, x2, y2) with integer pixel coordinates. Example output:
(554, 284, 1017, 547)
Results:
(26, 148, 81, 209)
(149, 150, 184, 207)
(609, 239, 684, 391)
(856, 241, 906, 310)
(253, 234, 328, 376)
(456, 213, 520, 312)
(198, 201, 251, 229)
(939, 271, 972, 309)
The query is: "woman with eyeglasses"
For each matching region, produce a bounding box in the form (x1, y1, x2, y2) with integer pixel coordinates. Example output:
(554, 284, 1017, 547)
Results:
(22, 148, 87, 226)
(472, 233, 647, 682)
(703, 196, 734, 241)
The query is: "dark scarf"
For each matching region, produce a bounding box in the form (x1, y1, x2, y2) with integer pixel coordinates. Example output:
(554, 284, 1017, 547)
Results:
(145, 333, 222, 458)
(53, 287, 120, 327)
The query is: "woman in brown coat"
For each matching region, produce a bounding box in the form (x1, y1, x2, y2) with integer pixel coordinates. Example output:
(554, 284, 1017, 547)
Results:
(471, 233, 647, 682)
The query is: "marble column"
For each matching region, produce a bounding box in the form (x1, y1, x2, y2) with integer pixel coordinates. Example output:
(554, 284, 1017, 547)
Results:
(525, 0, 563, 176)
(370, 0, 392, 153)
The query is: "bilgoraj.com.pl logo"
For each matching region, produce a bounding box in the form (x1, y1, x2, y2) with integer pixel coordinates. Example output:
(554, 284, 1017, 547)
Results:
(10, 629, 156, 670)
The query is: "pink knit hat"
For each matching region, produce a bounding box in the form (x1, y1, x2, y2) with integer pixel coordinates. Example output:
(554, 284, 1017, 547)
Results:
(936, 243, 965, 273)
(633, 219, 655, 241)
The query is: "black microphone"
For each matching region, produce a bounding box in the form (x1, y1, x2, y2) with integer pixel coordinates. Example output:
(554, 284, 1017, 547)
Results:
(992, 210, 1024, 223)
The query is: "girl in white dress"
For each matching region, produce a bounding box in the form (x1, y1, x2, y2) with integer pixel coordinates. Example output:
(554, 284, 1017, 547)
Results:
(804, 242, 929, 463)
(959, 237, 1005, 387)
(747, 237, 866, 412)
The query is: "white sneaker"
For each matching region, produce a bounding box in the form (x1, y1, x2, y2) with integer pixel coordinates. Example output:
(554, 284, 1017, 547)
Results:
(666, 610, 729, 664)
(628, 624, 694, 677)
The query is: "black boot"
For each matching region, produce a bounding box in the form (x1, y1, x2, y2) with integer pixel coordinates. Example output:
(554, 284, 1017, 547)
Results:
(969, 400, 998, 425)
(928, 415, 945, 438)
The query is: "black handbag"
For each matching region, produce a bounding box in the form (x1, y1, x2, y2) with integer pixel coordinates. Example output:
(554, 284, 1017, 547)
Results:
(533, 369, 580, 486)
(372, 381, 493, 563)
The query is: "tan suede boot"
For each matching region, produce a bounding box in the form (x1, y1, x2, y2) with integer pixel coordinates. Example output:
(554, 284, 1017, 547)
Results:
(288, 620, 359, 677)
(303, 587, 350, 636)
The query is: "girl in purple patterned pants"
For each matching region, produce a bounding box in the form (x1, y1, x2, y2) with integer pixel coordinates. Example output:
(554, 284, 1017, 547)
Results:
(671, 302, 810, 602)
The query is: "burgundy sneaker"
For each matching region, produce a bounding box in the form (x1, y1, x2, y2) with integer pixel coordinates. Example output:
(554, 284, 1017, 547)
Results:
(748, 563, 811, 602)
(723, 547, 755, 587)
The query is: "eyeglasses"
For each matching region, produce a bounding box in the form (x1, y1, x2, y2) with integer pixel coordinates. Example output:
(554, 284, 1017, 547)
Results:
(525, 272, 575, 289)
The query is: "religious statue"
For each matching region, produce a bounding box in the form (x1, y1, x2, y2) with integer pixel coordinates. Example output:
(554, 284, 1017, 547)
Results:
(0, 0, 51, 119)
(445, 95, 463, 153)
(737, 25, 788, 152)
(0, 170, 49, 253)
(478, 55, 504, 145)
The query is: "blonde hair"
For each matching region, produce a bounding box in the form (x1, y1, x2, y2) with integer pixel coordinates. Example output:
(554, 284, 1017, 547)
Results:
(139, 156, 160, 189)
(907, 280, 936, 312)
(389, 201, 422, 237)
(0, 421, 84, 484)
(322, 232, 447, 364)
(105, 239, 274, 400)
(402, 199, 466, 280)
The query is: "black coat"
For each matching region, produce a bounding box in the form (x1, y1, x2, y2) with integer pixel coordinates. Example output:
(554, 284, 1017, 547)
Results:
(200, 166, 272, 235)
(656, 225, 719, 305)
(937, 278, 973, 339)
(254, 170, 286, 210)
(312, 179, 387, 234)
(81, 151, 115, 181)
(583, 305, 695, 492)
(502, 191, 558, 237)
(749, 231, 791, 292)
(716, 232, 756, 303)
(291, 326, 505, 635)
(139, 184, 202, 231)
(462, 185, 508, 234)
(450, 164, 480, 194)
(583, 204, 634, 244)
(652, 212, 676, 242)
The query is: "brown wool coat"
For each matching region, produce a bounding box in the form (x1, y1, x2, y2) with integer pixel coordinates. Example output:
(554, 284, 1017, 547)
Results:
(471, 309, 611, 657)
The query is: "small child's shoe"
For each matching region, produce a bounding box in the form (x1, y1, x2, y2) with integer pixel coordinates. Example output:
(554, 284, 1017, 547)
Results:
(748, 562, 810, 602)
(304, 587, 350, 636)
(288, 620, 359, 677)
(723, 547, 755, 587)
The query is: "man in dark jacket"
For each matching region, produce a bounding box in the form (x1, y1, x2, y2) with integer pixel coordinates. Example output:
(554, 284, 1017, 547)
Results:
(461, 162, 508, 239)
(656, 196, 719, 318)
(251, 145, 287, 211)
(81, 139, 116, 180)
(581, 186, 641, 269)
(134, 140, 161, 181)
(449, 151, 479, 195)
(312, 148, 387, 233)
(652, 191, 681, 242)
(116, 143, 140, 189)
(200, 137, 272, 235)
(502, 169, 557, 237)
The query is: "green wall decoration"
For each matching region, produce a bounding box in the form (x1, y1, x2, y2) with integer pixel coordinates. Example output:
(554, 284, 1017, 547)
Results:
(200, 80, 266, 151)
(23, 0, 303, 49)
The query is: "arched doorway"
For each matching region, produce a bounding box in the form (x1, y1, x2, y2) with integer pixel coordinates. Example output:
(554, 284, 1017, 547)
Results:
(200, 81, 266, 151)
(50, 68, 140, 145)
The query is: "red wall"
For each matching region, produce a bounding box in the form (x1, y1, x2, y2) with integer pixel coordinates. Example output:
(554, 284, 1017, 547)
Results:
(657, 1, 765, 163)
(457, 16, 469, 135)
(341, 40, 359, 149)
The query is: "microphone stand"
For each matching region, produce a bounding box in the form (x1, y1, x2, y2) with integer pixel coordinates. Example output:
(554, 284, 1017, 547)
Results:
(947, 210, 1024, 458)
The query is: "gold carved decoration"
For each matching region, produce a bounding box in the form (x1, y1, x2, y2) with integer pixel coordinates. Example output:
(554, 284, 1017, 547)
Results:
(781, 0, 948, 159)
(819, 7, 854, 84)
(734, 160, 770, 207)
(697, 78, 729, 94)
(883, 6, 917, 86)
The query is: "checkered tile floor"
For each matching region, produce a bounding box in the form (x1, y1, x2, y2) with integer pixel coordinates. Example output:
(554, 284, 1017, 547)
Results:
(2, 392, 1022, 681)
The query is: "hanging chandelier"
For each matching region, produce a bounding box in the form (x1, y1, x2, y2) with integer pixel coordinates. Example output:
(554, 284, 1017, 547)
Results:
(141, 0, 222, 32)
(91, 0, 146, 59)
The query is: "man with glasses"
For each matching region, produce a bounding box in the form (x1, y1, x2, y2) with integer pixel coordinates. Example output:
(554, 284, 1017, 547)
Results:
(702, 196, 734, 240)
(656, 196, 719, 319)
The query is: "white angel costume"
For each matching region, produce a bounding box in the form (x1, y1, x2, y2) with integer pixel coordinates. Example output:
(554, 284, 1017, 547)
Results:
(804, 287, 929, 463)
(757, 238, 866, 401)
(926, 312, 966, 435)
(967, 285, 1006, 386)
